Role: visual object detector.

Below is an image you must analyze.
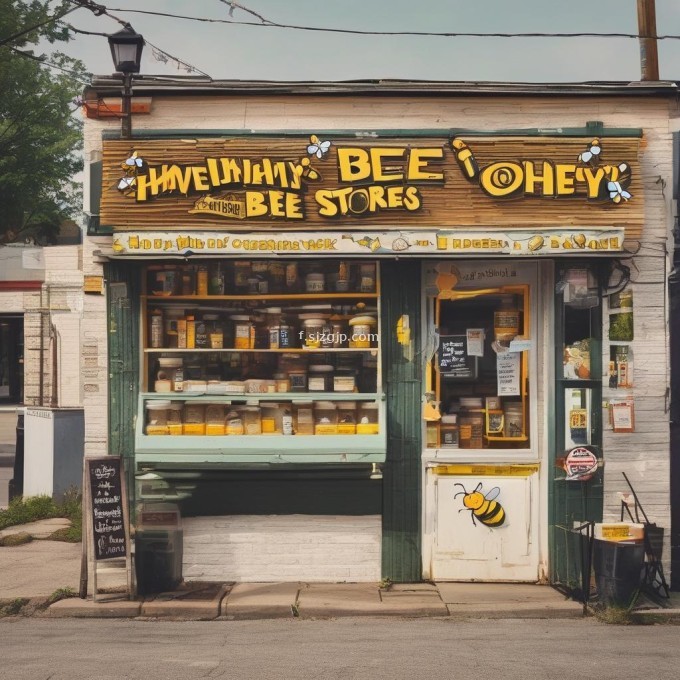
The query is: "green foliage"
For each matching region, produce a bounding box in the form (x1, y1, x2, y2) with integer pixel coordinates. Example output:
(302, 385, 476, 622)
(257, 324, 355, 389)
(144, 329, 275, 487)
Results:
(47, 586, 77, 605)
(0, 598, 29, 616)
(0, 1, 88, 244)
(0, 490, 82, 542)
(609, 312, 634, 341)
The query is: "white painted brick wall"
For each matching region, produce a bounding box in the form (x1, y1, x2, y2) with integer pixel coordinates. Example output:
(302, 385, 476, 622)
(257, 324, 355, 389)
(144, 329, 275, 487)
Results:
(182, 515, 381, 582)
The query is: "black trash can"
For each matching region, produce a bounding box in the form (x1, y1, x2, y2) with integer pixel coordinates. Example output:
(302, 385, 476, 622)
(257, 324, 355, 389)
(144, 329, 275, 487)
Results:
(134, 503, 183, 596)
(593, 538, 645, 608)
(9, 412, 24, 501)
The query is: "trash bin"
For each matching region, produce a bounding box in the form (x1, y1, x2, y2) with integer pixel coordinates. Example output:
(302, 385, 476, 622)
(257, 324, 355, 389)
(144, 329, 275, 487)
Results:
(593, 538, 645, 608)
(9, 411, 24, 501)
(134, 503, 183, 596)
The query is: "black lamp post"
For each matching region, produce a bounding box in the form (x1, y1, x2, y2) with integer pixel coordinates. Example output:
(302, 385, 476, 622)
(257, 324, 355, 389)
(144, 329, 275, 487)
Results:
(108, 24, 144, 139)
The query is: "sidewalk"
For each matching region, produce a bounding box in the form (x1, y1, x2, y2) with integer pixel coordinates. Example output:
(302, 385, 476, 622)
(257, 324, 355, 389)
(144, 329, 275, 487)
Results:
(2, 520, 679, 621)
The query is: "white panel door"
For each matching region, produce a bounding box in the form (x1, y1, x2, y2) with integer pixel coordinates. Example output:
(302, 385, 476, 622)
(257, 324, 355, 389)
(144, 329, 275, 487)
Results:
(431, 473, 539, 581)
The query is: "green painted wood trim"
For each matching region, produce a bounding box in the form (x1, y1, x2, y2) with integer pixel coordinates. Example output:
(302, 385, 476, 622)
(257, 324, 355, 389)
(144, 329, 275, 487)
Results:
(102, 125, 642, 140)
(106, 262, 141, 510)
(549, 260, 605, 588)
(380, 260, 423, 582)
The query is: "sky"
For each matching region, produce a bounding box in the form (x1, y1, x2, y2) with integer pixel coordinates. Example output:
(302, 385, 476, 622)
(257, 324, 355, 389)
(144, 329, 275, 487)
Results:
(52, 0, 680, 83)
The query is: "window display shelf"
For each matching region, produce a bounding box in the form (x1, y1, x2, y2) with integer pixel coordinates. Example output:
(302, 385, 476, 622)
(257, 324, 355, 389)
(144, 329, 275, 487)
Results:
(140, 392, 383, 402)
(143, 347, 379, 354)
(143, 293, 379, 301)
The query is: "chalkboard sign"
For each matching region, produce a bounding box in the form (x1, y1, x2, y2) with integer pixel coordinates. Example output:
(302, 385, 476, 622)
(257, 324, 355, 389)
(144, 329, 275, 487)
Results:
(438, 334, 478, 379)
(87, 457, 128, 561)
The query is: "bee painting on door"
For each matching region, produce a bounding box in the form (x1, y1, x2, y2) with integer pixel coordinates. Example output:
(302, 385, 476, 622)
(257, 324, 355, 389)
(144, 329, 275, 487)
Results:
(454, 482, 506, 528)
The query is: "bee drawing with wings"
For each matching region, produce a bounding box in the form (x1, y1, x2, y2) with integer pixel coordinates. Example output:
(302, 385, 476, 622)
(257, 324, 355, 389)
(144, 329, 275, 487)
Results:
(578, 138, 601, 165)
(117, 151, 145, 194)
(454, 482, 506, 528)
(307, 134, 331, 159)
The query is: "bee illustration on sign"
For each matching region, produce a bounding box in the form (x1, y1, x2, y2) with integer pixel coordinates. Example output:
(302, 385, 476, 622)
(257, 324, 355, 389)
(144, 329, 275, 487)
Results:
(117, 151, 145, 194)
(578, 138, 601, 165)
(307, 134, 331, 159)
(454, 482, 506, 527)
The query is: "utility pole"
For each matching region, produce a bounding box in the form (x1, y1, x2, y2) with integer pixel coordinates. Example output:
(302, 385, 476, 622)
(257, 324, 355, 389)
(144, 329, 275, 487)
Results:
(637, 0, 660, 81)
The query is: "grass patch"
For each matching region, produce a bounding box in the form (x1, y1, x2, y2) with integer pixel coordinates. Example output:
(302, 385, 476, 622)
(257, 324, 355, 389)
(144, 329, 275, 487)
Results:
(0, 532, 33, 547)
(0, 598, 29, 617)
(592, 604, 636, 625)
(47, 587, 77, 605)
(0, 488, 82, 542)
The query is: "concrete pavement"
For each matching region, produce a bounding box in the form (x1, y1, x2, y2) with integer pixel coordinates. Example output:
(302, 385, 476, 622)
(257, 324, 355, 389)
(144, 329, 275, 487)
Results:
(1, 523, 678, 621)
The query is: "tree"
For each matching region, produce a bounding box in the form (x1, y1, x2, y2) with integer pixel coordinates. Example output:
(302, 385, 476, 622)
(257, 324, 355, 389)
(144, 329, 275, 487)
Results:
(0, 1, 87, 245)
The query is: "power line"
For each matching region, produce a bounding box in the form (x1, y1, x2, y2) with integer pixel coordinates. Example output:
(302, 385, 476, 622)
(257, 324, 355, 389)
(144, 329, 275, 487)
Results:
(101, 6, 680, 41)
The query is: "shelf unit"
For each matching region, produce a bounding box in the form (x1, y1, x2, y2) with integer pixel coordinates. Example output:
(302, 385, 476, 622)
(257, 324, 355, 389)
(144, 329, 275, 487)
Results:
(136, 259, 385, 465)
(431, 284, 531, 449)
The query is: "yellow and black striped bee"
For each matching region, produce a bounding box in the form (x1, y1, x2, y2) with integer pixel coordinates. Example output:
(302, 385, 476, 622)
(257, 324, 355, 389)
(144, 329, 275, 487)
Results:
(454, 482, 506, 528)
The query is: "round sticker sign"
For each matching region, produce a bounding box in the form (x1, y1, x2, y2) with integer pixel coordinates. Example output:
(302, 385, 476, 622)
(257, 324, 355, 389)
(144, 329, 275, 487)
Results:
(564, 446, 599, 481)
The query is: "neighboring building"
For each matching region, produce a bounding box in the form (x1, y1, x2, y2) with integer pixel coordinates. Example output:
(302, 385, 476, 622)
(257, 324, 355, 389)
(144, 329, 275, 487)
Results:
(81, 77, 677, 587)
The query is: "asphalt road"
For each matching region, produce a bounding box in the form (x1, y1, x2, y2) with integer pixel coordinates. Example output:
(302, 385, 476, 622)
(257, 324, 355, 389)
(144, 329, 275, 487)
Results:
(0, 617, 678, 680)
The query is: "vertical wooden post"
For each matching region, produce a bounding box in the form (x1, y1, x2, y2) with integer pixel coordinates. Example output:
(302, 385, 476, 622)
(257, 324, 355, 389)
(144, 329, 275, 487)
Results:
(637, 0, 660, 81)
(79, 462, 88, 599)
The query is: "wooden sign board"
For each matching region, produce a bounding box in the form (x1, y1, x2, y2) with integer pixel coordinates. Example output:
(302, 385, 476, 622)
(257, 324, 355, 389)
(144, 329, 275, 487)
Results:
(100, 135, 644, 240)
(85, 456, 132, 599)
(438, 334, 478, 379)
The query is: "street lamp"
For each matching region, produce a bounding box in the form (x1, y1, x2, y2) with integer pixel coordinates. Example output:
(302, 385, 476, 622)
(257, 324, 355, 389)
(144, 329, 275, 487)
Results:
(107, 24, 144, 139)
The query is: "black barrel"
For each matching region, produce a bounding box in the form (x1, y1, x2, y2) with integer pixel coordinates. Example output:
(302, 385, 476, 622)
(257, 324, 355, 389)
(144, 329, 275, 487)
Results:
(593, 538, 645, 608)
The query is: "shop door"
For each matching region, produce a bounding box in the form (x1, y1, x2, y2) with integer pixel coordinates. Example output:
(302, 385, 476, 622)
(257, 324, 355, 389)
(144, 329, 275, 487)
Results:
(0, 316, 23, 404)
(423, 262, 543, 582)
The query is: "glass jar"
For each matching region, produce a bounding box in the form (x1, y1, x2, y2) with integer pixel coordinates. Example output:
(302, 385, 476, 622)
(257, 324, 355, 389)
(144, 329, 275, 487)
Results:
(183, 403, 206, 435)
(305, 272, 325, 293)
(209, 262, 225, 295)
(349, 315, 376, 348)
(285, 262, 299, 292)
(194, 316, 209, 349)
(302, 317, 326, 349)
(243, 406, 262, 435)
(180, 266, 195, 295)
(440, 414, 459, 448)
(314, 401, 338, 435)
(460, 410, 484, 449)
(145, 401, 170, 435)
(308, 365, 334, 392)
(261, 403, 282, 434)
(337, 402, 357, 434)
(357, 403, 379, 434)
(226, 410, 244, 435)
(234, 261, 251, 293)
(336, 261, 350, 292)
(279, 316, 294, 349)
(206, 404, 225, 435)
(359, 263, 376, 293)
(150, 308, 164, 348)
(204, 315, 223, 349)
(294, 402, 314, 435)
(274, 372, 290, 393)
(266, 308, 283, 349)
(494, 295, 520, 347)
(167, 403, 184, 435)
(289, 369, 308, 392)
(164, 306, 184, 349)
(268, 262, 285, 292)
(196, 265, 209, 296)
(232, 315, 254, 349)
(504, 403, 524, 438)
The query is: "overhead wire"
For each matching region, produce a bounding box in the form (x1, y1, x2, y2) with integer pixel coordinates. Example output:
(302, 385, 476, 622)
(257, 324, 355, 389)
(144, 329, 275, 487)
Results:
(101, 5, 680, 41)
(0, 4, 80, 48)
(9, 46, 91, 84)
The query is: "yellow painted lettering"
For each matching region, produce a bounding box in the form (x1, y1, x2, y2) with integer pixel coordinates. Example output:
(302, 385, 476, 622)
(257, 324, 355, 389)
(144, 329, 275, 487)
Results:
(268, 190, 286, 218)
(385, 185, 404, 209)
(369, 148, 405, 182)
(479, 162, 524, 197)
(192, 167, 209, 191)
(555, 164, 577, 195)
(407, 148, 444, 181)
(245, 191, 268, 218)
(403, 185, 421, 211)
(523, 161, 555, 196)
(368, 185, 389, 210)
(315, 189, 338, 217)
(285, 192, 303, 219)
(337, 148, 371, 182)
(582, 167, 606, 198)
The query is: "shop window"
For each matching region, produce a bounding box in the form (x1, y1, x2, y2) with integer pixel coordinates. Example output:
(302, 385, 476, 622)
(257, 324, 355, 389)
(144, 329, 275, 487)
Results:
(426, 285, 531, 450)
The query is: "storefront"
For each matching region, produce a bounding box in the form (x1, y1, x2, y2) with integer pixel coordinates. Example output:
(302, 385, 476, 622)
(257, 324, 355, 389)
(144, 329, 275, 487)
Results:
(82, 78, 675, 585)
